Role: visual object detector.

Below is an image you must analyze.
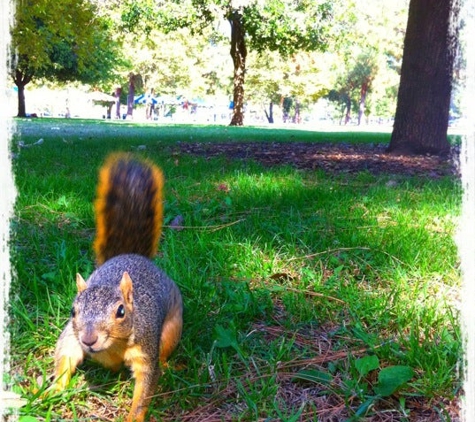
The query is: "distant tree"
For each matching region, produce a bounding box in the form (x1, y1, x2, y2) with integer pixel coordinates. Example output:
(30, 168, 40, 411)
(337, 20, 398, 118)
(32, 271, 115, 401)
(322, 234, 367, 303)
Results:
(126, 73, 143, 118)
(388, 0, 460, 155)
(114, 87, 122, 119)
(10, 0, 120, 117)
(121, 0, 337, 126)
(245, 52, 284, 123)
(326, 1, 408, 125)
(246, 49, 332, 124)
(327, 89, 352, 125)
(353, 51, 378, 125)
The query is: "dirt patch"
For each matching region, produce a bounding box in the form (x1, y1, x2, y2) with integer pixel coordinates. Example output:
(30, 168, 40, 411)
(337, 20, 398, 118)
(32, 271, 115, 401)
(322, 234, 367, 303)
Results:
(177, 142, 460, 178)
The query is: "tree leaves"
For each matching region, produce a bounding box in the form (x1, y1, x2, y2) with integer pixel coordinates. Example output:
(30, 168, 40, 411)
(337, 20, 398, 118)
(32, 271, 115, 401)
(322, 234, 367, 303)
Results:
(354, 355, 415, 397)
(355, 355, 380, 377)
(353, 355, 414, 417)
(11, 0, 120, 85)
(243, 0, 336, 56)
(374, 365, 415, 397)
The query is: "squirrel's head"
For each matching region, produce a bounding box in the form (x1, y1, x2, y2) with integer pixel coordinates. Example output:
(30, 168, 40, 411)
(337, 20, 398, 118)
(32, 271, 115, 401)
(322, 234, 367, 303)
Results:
(71, 272, 134, 354)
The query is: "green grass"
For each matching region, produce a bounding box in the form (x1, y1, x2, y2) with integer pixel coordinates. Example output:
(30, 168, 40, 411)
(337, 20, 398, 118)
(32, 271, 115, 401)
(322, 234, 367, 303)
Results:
(16, 117, 395, 144)
(9, 119, 461, 421)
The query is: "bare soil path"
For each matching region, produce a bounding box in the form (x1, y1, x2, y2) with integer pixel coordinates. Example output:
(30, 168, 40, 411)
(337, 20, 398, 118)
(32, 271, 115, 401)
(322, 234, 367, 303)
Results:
(178, 142, 460, 177)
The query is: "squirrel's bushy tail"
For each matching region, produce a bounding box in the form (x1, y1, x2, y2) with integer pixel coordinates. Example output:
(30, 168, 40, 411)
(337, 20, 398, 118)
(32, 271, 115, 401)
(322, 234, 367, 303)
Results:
(93, 153, 164, 265)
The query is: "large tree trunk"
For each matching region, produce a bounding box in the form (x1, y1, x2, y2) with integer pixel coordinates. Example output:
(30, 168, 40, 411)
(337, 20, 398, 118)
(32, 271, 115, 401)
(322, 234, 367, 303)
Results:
(16, 83, 27, 118)
(388, 0, 459, 156)
(13, 70, 32, 118)
(228, 10, 247, 126)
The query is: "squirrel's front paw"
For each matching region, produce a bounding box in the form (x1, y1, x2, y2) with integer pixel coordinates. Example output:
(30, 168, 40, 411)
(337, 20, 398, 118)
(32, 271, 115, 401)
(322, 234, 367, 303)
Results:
(34, 373, 64, 399)
(38, 367, 73, 397)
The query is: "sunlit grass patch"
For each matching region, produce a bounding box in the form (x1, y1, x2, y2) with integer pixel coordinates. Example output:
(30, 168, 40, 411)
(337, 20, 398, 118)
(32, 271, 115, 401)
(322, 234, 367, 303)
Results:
(9, 119, 462, 421)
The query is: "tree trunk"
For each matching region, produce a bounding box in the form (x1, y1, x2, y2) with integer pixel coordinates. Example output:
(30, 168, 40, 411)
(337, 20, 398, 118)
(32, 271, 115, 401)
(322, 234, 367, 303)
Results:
(342, 95, 351, 125)
(16, 83, 27, 118)
(293, 100, 301, 124)
(388, 0, 459, 156)
(127, 73, 135, 119)
(115, 87, 122, 119)
(13, 70, 32, 118)
(228, 10, 247, 126)
(264, 101, 274, 123)
(358, 82, 369, 125)
(282, 96, 292, 123)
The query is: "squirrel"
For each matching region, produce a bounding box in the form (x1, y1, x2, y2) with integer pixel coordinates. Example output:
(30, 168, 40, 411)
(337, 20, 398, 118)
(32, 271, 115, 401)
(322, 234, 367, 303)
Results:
(52, 153, 183, 422)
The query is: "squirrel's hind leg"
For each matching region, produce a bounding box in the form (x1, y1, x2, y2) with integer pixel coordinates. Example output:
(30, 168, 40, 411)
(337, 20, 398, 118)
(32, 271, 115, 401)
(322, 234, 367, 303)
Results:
(159, 288, 183, 366)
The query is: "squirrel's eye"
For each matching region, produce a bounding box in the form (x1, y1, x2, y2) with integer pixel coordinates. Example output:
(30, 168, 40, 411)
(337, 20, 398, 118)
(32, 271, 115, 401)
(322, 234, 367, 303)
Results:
(71, 307, 76, 318)
(116, 304, 125, 318)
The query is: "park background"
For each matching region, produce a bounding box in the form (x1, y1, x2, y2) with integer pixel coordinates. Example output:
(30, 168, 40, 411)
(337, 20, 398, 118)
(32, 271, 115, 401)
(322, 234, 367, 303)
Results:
(8, 1, 464, 130)
(5, 0, 474, 421)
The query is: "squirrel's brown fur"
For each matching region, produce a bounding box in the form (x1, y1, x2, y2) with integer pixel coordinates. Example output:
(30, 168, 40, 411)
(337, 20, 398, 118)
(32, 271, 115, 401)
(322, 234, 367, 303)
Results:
(93, 153, 164, 264)
(52, 153, 183, 422)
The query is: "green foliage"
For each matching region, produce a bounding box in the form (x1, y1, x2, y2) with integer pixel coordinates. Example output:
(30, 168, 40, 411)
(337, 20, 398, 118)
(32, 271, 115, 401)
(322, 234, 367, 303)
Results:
(353, 355, 415, 397)
(144, 0, 337, 56)
(120, 0, 159, 34)
(355, 355, 379, 377)
(11, 0, 120, 85)
(374, 366, 415, 397)
(326, 1, 408, 122)
(117, 0, 339, 125)
(293, 369, 333, 385)
(243, 0, 334, 55)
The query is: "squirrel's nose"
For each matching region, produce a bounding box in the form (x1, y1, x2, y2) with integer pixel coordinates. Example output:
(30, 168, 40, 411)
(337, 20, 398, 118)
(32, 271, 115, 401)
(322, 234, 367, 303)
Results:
(81, 332, 98, 347)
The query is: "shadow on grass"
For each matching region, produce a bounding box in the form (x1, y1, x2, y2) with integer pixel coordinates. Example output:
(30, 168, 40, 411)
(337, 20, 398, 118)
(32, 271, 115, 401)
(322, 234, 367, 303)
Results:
(10, 120, 461, 421)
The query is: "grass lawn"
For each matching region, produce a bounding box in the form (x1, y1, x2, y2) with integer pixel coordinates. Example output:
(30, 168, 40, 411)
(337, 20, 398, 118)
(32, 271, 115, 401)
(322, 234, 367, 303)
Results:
(9, 119, 462, 421)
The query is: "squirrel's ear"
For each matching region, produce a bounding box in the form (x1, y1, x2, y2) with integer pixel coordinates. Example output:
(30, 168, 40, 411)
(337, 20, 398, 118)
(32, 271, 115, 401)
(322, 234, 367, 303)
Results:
(76, 274, 87, 293)
(120, 272, 134, 306)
